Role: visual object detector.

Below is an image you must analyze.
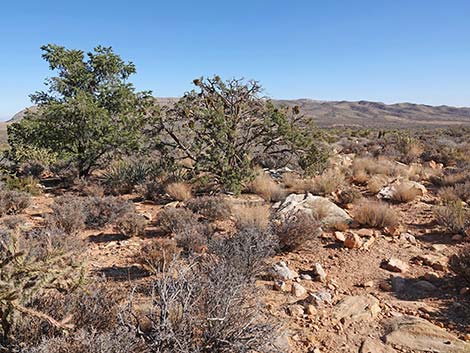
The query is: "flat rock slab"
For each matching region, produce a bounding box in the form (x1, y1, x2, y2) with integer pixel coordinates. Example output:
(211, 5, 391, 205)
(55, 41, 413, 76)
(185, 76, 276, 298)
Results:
(383, 316, 470, 353)
(360, 338, 396, 353)
(333, 295, 381, 324)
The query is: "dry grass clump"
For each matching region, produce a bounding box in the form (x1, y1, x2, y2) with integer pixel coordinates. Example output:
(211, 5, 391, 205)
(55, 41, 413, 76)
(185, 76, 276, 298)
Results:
(232, 205, 271, 231)
(449, 246, 470, 284)
(352, 157, 406, 185)
(248, 171, 285, 202)
(434, 201, 469, 234)
(438, 186, 460, 203)
(165, 182, 192, 201)
(354, 199, 399, 228)
(0, 190, 31, 216)
(275, 212, 321, 251)
(75, 178, 105, 197)
(158, 207, 199, 234)
(306, 168, 345, 196)
(115, 211, 148, 238)
(430, 170, 470, 187)
(367, 174, 389, 194)
(137, 239, 182, 273)
(46, 196, 86, 235)
(390, 183, 422, 203)
(186, 195, 231, 221)
(281, 172, 303, 190)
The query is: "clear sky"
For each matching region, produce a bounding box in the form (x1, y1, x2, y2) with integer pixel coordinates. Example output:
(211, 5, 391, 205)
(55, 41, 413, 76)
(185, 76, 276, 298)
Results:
(1, 0, 469, 120)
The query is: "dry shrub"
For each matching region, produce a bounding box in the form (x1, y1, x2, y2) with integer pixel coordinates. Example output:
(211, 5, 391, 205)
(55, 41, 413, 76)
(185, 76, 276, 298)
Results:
(232, 205, 271, 231)
(46, 196, 86, 235)
(165, 182, 192, 201)
(75, 178, 105, 197)
(336, 187, 362, 206)
(438, 186, 460, 203)
(248, 171, 285, 202)
(137, 239, 181, 273)
(431, 170, 470, 187)
(84, 196, 133, 228)
(185, 195, 231, 221)
(158, 207, 199, 234)
(281, 172, 303, 190)
(307, 168, 345, 195)
(435, 201, 469, 234)
(367, 174, 389, 194)
(0, 190, 31, 216)
(449, 246, 470, 284)
(115, 211, 148, 238)
(354, 199, 399, 228)
(137, 179, 163, 202)
(391, 183, 422, 203)
(1, 215, 27, 230)
(352, 157, 406, 181)
(352, 169, 369, 185)
(275, 212, 321, 251)
(454, 182, 470, 203)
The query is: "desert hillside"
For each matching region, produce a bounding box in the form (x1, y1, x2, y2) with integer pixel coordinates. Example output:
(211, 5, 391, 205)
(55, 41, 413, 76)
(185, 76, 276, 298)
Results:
(9, 99, 470, 128)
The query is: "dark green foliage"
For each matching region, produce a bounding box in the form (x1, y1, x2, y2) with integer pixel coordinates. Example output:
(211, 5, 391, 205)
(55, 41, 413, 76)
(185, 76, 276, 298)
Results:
(8, 44, 154, 177)
(101, 159, 156, 195)
(156, 76, 327, 193)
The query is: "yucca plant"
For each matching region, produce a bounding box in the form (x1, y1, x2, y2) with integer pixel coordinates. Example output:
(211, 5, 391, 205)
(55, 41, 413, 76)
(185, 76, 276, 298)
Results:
(101, 159, 154, 195)
(0, 229, 86, 345)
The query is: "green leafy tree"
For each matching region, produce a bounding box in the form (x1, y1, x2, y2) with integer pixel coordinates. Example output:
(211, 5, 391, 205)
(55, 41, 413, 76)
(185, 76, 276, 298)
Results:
(155, 76, 328, 193)
(8, 44, 154, 177)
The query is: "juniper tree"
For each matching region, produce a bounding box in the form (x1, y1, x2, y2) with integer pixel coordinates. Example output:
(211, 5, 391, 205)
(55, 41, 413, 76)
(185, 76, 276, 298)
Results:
(8, 44, 154, 177)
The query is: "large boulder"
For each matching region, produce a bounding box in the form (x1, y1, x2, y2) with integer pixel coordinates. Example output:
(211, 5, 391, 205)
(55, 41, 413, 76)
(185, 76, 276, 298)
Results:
(276, 193, 353, 229)
(383, 316, 470, 353)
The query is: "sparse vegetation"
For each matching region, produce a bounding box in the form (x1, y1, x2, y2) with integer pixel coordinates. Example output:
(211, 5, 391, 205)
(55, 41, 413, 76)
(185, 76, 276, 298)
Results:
(435, 201, 469, 234)
(275, 211, 321, 251)
(165, 181, 192, 201)
(354, 199, 399, 228)
(0, 190, 30, 216)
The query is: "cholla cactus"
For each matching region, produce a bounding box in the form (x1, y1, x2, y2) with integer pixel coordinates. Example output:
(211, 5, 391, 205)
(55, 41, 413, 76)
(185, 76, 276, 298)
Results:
(0, 229, 86, 343)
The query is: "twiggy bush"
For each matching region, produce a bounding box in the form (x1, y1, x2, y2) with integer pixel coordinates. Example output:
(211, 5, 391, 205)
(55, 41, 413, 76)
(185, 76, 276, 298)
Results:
(233, 205, 271, 231)
(186, 196, 231, 221)
(307, 168, 345, 196)
(137, 239, 181, 274)
(354, 199, 399, 228)
(390, 183, 422, 203)
(115, 211, 148, 238)
(84, 196, 133, 229)
(435, 201, 469, 234)
(46, 196, 86, 235)
(165, 182, 192, 201)
(449, 246, 470, 284)
(0, 190, 30, 216)
(275, 212, 321, 251)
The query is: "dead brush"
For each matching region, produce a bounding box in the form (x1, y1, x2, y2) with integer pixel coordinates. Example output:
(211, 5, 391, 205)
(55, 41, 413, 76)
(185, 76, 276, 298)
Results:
(115, 211, 148, 238)
(390, 183, 422, 203)
(275, 212, 321, 251)
(0, 190, 31, 216)
(137, 239, 182, 273)
(306, 168, 345, 196)
(366, 174, 389, 194)
(430, 170, 470, 187)
(165, 182, 192, 201)
(434, 201, 469, 234)
(248, 170, 285, 202)
(45, 196, 86, 235)
(438, 186, 460, 203)
(353, 199, 399, 228)
(185, 195, 231, 221)
(232, 205, 271, 231)
(449, 246, 470, 284)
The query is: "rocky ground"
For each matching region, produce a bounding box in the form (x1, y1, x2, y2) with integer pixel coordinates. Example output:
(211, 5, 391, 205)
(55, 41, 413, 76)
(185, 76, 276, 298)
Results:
(21, 174, 470, 353)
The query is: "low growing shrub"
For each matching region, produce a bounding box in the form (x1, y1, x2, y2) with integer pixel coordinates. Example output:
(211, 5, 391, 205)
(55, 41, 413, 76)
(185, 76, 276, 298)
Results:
(275, 211, 321, 251)
(354, 199, 399, 228)
(185, 196, 231, 221)
(165, 182, 192, 201)
(0, 190, 30, 216)
(137, 239, 181, 274)
(449, 246, 470, 284)
(434, 201, 469, 234)
(46, 196, 86, 235)
(84, 196, 133, 229)
(115, 211, 148, 238)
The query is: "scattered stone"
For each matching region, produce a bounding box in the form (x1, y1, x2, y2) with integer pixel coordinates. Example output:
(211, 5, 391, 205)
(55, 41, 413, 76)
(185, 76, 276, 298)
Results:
(307, 290, 333, 306)
(356, 228, 375, 237)
(288, 304, 304, 317)
(292, 283, 307, 297)
(313, 263, 327, 282)
(333, 295, 381, 325)
(382, 258, 409, 273)
(452, 234, 464, 241)
(431, 244, 447, 252)
(300, 273, 312, 281)
(383, 315, 470, 352)
(277, 193, 353, 230)
(361, 280, 374, 288)
(363, 236, 376, 250)
(273, 280, 289, 292)
(271, 261, 298, 280)
(334, 231, 346, 242)
(360, 338, 396, 353)
(400, 232, 417, 244)
(378, 180, 427, 200)
(305, 304, 317, 316)
(415, 254, 448, 271)
(344, 233, 363, 249)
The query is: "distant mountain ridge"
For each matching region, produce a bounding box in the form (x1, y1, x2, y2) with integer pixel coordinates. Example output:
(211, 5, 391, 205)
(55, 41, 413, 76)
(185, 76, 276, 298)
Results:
(9, 99, 470, 128)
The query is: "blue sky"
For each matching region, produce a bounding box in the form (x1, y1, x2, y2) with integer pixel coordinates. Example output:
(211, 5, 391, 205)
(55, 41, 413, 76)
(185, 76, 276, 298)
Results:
(1, 0, 469, 120)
